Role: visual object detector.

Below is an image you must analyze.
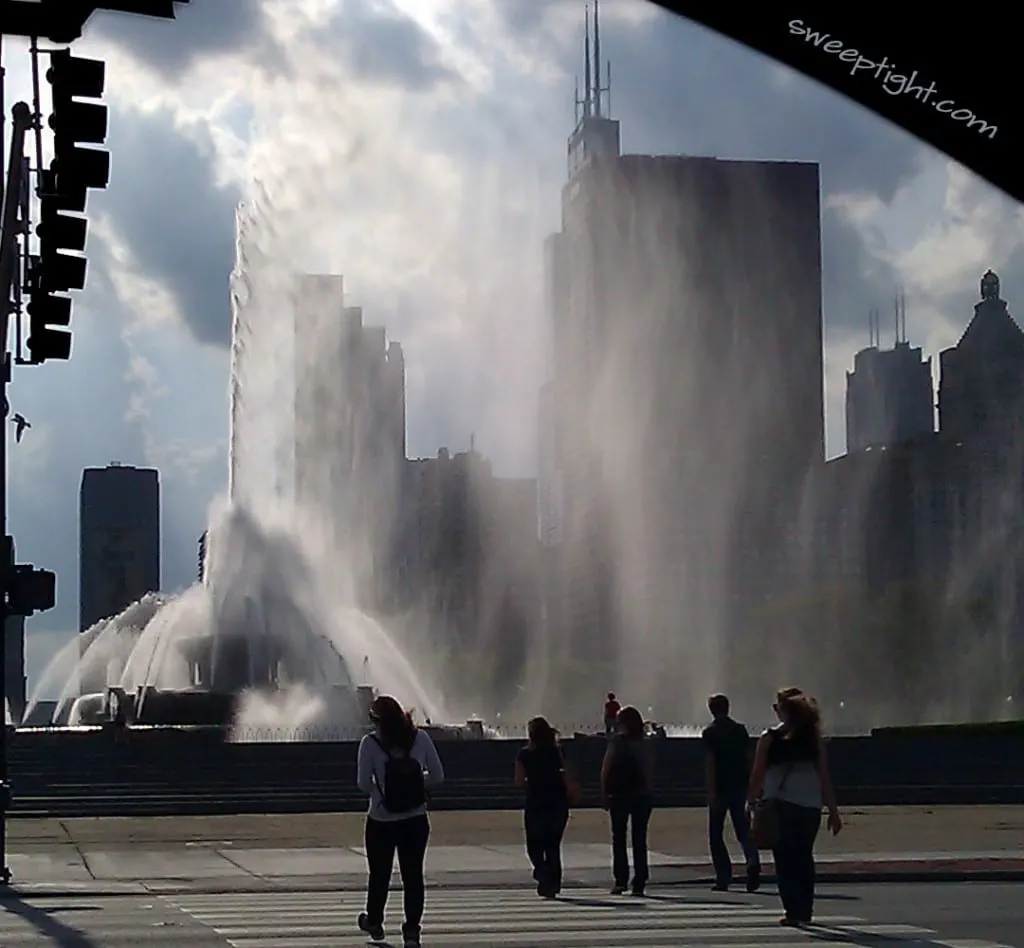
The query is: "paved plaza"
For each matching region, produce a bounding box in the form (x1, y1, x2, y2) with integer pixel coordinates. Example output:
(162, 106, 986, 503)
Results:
(5, 806, 1024, 892)
(0, 810, 1022, 945)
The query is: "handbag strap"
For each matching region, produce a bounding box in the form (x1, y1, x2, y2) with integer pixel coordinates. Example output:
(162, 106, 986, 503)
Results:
(768, 729, 796, 797)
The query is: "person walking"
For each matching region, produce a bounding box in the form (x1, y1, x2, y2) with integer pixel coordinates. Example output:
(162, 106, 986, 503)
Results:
(601, 705, 654, 895)
(702, 693, 761, 891)
(747, 687, 842, 927)
(513, 716, 581, 897)
(356, 694, 445, 947)
(603, 693, 621, 735)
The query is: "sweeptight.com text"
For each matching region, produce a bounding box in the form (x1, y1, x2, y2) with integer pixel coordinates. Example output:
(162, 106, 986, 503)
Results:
(788, 20, 997, 140)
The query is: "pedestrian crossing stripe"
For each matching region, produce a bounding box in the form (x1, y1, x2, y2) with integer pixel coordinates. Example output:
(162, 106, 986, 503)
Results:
(166, 888, 1020, 947)
(0, 897, 203, 947)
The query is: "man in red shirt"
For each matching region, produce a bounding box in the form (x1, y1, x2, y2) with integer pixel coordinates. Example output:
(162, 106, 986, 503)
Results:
(604, 693, 621, 735)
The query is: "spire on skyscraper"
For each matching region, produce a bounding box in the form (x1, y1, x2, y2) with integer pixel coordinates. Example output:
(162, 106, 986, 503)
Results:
(584, 5, 592, 118)
(567, 2, 621, 177)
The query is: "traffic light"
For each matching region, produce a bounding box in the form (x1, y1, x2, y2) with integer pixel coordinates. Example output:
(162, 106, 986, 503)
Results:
(46, 50, 110, 209)
(2, 2, 193, 44)
(7, 565, 57, 617)
(29, 50, 110, 363)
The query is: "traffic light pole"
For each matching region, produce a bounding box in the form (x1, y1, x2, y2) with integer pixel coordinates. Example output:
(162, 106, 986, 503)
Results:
(0, 100, 31, 887)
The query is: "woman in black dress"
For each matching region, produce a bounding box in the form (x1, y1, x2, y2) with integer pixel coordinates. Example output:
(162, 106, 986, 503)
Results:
(601, 705, 654, 896)
(514, 716, 579, 897)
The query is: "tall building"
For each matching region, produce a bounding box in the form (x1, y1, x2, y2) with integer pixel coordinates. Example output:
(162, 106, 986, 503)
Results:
(542, 5, 824, 697)
(398, 445, 540, 712)
(293, 275, 406, 603)
(938, 270, 1024, 443)
(812, 271, 1024, 714)
(79, 463, 160, 633)
(846, 298, 935, 452)
(936, 270, 1024, 683)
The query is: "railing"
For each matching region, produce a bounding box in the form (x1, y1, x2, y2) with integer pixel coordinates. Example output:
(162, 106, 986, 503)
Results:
(2, 727, 1023, 817)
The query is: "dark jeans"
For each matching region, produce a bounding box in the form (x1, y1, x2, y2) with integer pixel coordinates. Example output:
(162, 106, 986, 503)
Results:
(709, 793, 761, 886)
(524, 805, 569, 891)
(772, 800, 822, 922)
(364, 814, 430, 936)
(609, 794, 653, 890)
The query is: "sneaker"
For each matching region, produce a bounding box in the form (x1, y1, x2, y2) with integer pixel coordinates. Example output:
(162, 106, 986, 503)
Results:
(401, 923, 422, 947)
(745, 866, 761, 893)
(610, 884, 627, 895)
(357, 912, 385, 941)
(629, 887, 646, 897)
(711, 882, 730, 892)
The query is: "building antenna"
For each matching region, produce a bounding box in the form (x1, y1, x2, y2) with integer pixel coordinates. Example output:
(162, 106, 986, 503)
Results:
(893, 290, 900, 347)
(899, 285, 907, 343)
(574, 74, 580, 124)
(607, 60, 612, 117)
(583, 5, 592, 119)
(593, 0, 602, 117)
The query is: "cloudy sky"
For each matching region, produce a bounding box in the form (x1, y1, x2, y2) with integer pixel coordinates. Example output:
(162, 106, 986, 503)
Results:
(2, 0, 1022, 690)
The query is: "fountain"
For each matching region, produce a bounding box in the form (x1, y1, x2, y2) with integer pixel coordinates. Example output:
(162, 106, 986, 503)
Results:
(23, 499, 448, 734)
(22, 196, 454, 739)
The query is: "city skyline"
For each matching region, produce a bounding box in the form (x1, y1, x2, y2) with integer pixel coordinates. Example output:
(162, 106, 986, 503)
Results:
(2, 0, 1022, 688)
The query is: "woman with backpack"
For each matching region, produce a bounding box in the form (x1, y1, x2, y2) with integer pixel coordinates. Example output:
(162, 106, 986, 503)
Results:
(356, 695, 445, 948)
(746, 687, 842, 927)
(600, 705, 654, 896)
(513, 716, 582, 898)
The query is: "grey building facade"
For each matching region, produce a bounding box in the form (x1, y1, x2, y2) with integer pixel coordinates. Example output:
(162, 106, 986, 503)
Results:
(846, 339, 934, 453)
(79, 463, 161, 634)
(293, 275, 406, 606)
(540, 24, 824, 711)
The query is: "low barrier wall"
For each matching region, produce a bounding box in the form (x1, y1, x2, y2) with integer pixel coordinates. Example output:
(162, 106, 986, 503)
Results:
(6, 728, 1024, 817)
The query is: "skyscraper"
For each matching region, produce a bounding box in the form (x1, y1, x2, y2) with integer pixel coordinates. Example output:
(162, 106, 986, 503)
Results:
(79, 464, 161, 693)
(938, 269, 1024, 443)
(846, 297, 935, 452)
(292, 275, 407, 603)
(541, 4, 824, 697)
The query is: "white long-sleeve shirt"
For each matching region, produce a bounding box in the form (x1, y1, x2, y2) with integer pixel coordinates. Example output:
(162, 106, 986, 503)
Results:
(356, 728, 445, 822)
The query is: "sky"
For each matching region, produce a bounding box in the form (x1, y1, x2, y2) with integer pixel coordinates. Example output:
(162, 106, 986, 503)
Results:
(2, 0, 1023, 691)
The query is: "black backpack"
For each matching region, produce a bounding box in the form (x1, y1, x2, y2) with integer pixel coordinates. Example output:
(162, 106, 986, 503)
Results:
(370, 735, 427, 814)
(605, 739, 646, 798)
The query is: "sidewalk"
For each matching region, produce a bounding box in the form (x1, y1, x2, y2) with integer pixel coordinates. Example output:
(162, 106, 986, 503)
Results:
(6, 806, 1024, 896)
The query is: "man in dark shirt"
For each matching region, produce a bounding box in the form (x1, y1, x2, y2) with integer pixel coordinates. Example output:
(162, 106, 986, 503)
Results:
(701, 694, 760, 891)
(603, 693, 621, 735)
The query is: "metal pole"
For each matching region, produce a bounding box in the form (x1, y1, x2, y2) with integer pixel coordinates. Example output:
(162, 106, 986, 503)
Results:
(0, 101, 31, 887)
(1, 37, 7, 197)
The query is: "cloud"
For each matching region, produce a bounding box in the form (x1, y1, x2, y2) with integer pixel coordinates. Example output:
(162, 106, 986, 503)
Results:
(86, 0, 277, 78)
(321, 0, 462, 90)
(91, 105, 241, 346)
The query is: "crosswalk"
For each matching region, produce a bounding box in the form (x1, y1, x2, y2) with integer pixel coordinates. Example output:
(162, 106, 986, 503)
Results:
(168, 887, 1021, 947)
(0, 894, 214, 946)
